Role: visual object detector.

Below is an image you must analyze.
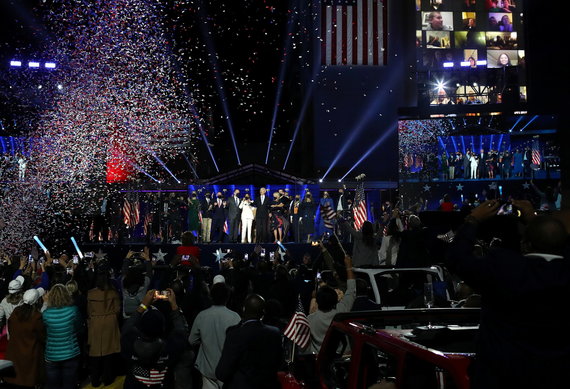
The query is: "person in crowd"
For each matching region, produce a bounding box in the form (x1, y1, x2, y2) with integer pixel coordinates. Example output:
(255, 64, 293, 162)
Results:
(216, 294, 284, 389)
(306, 255, 356, 354)
(378, 211, 403, 266)
(397, 214, 434, 268)
(121, 288, 188, 389)
(254, 187, 271, 243)
(239, 193, 255, 243)
(211, 192, 228, 243)
(439, 193, 455, 211)
(447, 199, 570, 389)
(351, 278, 382, 311)
(4, 287, 46, 388)
(43, 284, 82, 389)
(0, 275, 25, 336)
(187, 191, 201, 240)
(531, 180, 557, 211)
(426, 11, 452, 30)
(87, 267, 121, 387)
(227, 189, 242, 243)
(299, 192, 316, 243)
(189, 282, 241, 389)
(175, 231, 201, 266)
(342, 220, 380, 267)
(497, 52, 511, 67)
(201, 192, 214, 243)
(120, 248, 152, 318)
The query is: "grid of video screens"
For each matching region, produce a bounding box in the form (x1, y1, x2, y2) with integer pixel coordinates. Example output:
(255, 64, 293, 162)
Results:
(415, 0, 526, 106)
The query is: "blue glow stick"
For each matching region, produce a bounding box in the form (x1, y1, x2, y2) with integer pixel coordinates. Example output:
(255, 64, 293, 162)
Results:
(70, 237, 84, 259)
(276, 240, 287, 252)
(33, 236, 48, 253)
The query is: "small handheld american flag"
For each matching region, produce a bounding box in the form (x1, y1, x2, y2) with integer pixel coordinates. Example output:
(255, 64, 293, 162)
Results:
(353, 180, 367, 230)
(284, 298, 311, 349)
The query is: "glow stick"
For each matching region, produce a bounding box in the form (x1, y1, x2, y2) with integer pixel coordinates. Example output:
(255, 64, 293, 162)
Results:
(33, 236, 48, 253)
(276, 240, 287, 252)
(70, 237, 84, 259)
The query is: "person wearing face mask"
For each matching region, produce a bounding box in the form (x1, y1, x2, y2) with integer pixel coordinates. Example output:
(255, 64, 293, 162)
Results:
(290, 194, 302, 243)
(239, 194, 255, 243)
(187, 191, 201, 239)
(211, 192, 228, 243)
(254, 187, 270, 243)
(201, 192, 214, 243)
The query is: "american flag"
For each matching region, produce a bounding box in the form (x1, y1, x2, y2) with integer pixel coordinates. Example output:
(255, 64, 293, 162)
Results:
(143, 212, 153, 236)
(321, 0, 386, 66)
(531, 139, 541, 167)
(321, 202, 337, 230)
(123, 199, 140, 228)
(133, 365, 168, 386)
(284, 298, 311, 349)
(353, 181, 367, 230)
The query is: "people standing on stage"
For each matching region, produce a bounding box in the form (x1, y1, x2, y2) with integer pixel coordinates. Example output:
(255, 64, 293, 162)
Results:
(454, 152, 463, 180)
(211, 192, 228, 243)
(289, 194, 302, 243)
(449, 153, 456, 180)
(299, 192, 316, 243)
(187, 191, 201, 239)
(17, 153, 27, 181)
(200, 192, 214, 243)
(486, 150, 496, 179)
(463, 149, 472, 179)
(254, 187, 270, 243)
(478, 148, 488, 178)
(270, 192, 285, 243)
(501, 150, 512, 179)
(336, 187, 351, 241)
(470, 153, 479, 179)
(239, 193, 255, 243)
(227, 189, 242, 243)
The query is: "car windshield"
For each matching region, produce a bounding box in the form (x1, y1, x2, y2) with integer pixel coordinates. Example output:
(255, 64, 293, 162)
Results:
(374, 270, 447, 308)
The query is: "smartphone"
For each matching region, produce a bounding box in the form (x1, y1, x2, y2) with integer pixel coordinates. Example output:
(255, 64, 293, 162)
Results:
(53, 258, 59, 264)
(261, 248, 266, 257)
(154, 290, 170, 300)
(244, 253, 249, 260)
(316, 272, 322, 280)
(85, 252, 94, 258)
(181, 254, 190, 261)
(269, 252, 275, 260)
(72, 255, 79, 264)
(66, 268, 73, 274)
(28, 254, 33, 261)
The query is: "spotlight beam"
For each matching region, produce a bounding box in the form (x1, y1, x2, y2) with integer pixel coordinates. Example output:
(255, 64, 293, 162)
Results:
(508, 115, 525, 132)
(283, 75, 318, 170)
(321, 66, 402, 180)
(197, 2, 241, 165)
(519, 115, 539, 132)
(340, 128, 393, 181)
(265, 7, 297, 165)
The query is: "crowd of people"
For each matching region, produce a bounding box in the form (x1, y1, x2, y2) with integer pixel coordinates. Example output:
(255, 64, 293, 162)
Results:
(0, 191, 568, 388)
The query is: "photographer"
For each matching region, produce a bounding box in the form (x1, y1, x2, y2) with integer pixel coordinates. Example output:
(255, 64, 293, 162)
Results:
(120, 248, 152, 318)
(121, 288, 189, 389)
(447, 199, 570, 389)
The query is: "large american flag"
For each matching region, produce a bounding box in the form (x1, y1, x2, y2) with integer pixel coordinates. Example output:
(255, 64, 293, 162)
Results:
(321, 0, 386, 66)
(123, 199, 140, 228)
(531, 139, 541, 167)
(353, 181, 367, 230)
(284, 298, 311, 349)
(321, 202, 337, 230)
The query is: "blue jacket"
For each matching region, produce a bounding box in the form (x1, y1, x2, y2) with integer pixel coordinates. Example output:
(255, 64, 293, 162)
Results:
(43, 305, 81, 361)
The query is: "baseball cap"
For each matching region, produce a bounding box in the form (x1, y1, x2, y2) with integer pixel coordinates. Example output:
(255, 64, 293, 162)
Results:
(23, 287, 45, 305)
(8, 276, 25, 294)
(213, 274, 226, 285)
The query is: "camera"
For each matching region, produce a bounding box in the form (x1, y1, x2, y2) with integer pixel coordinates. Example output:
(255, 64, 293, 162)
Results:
(497, 200, 520, 217)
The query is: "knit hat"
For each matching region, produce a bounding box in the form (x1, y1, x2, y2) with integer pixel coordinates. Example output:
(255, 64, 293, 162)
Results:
(213, 274, 226, 285)
(23, 287, 45, 305)
(138, 307, 166, 338)
(8, 275, 25, 294)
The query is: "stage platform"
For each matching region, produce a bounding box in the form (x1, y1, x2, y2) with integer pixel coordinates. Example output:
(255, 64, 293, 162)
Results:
(78, 241, 319, 271)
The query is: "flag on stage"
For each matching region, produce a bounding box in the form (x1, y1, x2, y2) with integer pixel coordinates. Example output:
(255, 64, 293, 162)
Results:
(284, 298, 311, 349)
(143, 212, 153, 236)
(123, 199, 140, 228)
(353, 181, 367, 230)
(223, 219, 229, 234)
(123, 199, 133, 227)
(531, 139, 541, 169)
(321, 202, 337, 230)
(321, 0, 386, 66)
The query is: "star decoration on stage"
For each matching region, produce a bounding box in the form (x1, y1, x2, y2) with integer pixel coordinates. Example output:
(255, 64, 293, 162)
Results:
(95, 249, 107, 261)
(213, 248, 227, 263)
(423, 184, 431, 192)
(488, 182, 498, 190)
(522, 182, 530, 189)
(153, 249, 167, 263)
(456, 184, 464, 191)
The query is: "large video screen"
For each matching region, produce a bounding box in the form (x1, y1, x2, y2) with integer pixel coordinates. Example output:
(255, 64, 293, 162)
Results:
(398, 114, 560, 211)
(415, 0, 526, 106)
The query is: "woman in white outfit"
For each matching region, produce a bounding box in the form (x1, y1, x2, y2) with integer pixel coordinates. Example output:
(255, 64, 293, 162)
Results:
(470, 153, 479, 179)
(239, 194, 255, 243)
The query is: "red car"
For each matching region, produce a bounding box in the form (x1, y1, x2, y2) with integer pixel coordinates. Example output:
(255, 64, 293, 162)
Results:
(280, 308, 480, 389)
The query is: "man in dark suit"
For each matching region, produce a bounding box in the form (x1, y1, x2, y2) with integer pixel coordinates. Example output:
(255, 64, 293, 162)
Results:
(447, 200, 570, 389)
(477, 148, 487, 179)
(227, 189, 242, 243)
(211, 192, 228, 243)
(253, 187, 270, 243)
(523, 146, 532, 178)
(216, 294, 283, 389)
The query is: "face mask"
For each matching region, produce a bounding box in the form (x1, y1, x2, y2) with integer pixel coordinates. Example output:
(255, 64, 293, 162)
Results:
(217, 195, 223, 199)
